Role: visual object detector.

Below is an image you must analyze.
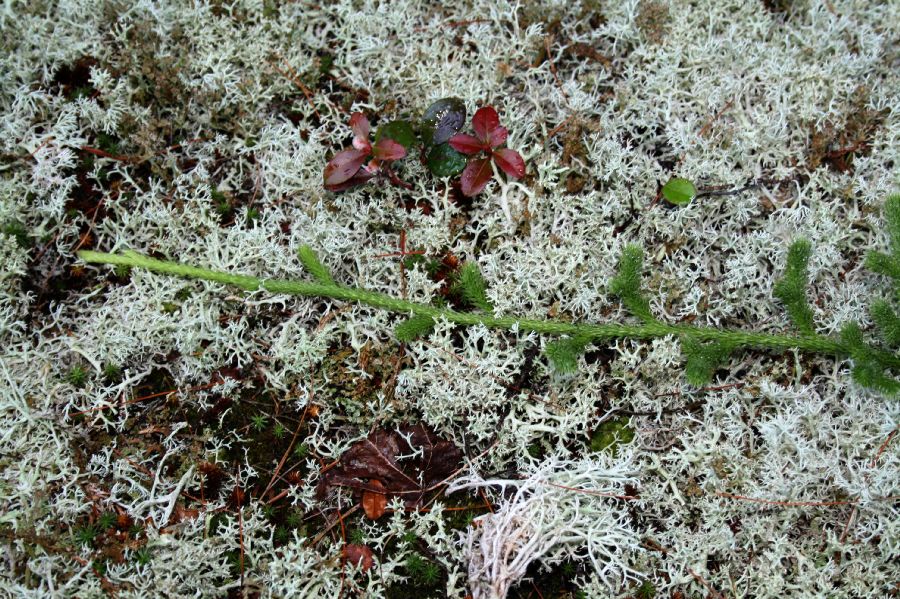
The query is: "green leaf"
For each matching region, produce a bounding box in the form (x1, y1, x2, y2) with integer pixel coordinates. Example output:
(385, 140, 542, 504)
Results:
(682, 337, 734, 386)
(609, 245, 654, 322)
(545, 335, 591, 373)
(426, 143, 467, 178)
(375, 120, 416, 150)
(420, 98, 466, 147)
(773, 239, 815, 335)
(395, 313, 435, 342)
(661, 177, 697, 206)
(456, 262, 493, 311)
(297, 245, 335, 286)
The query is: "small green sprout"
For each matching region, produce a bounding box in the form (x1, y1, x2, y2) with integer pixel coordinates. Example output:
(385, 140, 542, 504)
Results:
(285, 510, 303, 528)
(133, 547, 152, 565)
(275, 526, 291, 543)
(92, 559, 107, 575)
(250, 413, 268, 432)
(102, 363, 122, 382)
(2, 221, 30, 248)
(67, 365, 88, 388)
(73, 524, 99, 547)
(405, 553, 441, 586)
(97, 512, 116, 530)
(273, 422, 287, 440)
(293, 443, 309, 459)
(348, 528, 365, 544)
(636, 580, 656, 598)
(401, 530, 418, 545)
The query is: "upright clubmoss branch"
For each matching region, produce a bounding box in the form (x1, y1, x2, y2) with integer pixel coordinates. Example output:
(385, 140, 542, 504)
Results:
(773, 239, 816, 336)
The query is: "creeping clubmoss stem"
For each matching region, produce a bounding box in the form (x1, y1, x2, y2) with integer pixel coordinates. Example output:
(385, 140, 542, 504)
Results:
(75, 250, 872, 365)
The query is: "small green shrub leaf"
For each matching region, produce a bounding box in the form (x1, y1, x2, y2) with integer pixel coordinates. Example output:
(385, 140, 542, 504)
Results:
(426, 143, 467, 178)
(375, 120, 416, 150)
(661, 177, 697, 206)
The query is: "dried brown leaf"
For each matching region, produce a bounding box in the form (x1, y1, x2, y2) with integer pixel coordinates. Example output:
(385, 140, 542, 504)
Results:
(361, 479, 387, 520)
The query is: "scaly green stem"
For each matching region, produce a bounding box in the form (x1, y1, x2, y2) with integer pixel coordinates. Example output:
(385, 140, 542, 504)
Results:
(76, 249, 878, 367)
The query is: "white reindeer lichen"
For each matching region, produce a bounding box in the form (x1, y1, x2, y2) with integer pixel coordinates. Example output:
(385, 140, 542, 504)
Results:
(447, 456, 641, 598)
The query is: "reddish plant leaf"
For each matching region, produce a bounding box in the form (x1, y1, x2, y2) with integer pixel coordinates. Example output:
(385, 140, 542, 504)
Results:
(324, 168, 374, 192)
(460, 157, 493, 196)
(342, 544, 374, 571)
(361, 479, 387, 519)
(316, 424, 463, 508)
(371, 138, 406, 161)
(492, 148, 525, 178)
(324, 148, 369, 187)
(487, 126, 508, 149)
(472, 106, 500, 142)
(448, 133, 484, 155)
(349, 112, 371, 149)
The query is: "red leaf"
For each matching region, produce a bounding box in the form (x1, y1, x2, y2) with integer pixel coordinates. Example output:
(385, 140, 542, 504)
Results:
(460, 158, 493, 197)
(492, 148, 525, 178)
(372, 138, 406, 162)
(349, 112, 370, 149)
(448, 133, 484, 155)
(487, 126, 508, 148)
(324, 168, 374, 192)
(472, 106, 500, 142)
(323, 148, 369, 187)
(342, 544, 374, 571)
(362, 479, 387, 519)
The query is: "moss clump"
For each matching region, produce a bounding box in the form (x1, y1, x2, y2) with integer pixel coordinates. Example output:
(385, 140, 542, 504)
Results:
(590, 417, 635, 456)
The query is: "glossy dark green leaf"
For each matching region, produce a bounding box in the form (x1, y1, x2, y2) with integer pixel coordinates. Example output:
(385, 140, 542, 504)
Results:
(661, 177, 697, 206)
(420, 98, 466, 146)
(375, 120, 416, 150)
(426, 143, 467, 177)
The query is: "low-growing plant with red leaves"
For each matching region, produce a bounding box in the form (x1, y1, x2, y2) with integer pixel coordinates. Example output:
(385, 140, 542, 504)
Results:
(321, 100, 527, 197)
(323, 112, 407, 191)
(449, 106, 525, 196)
